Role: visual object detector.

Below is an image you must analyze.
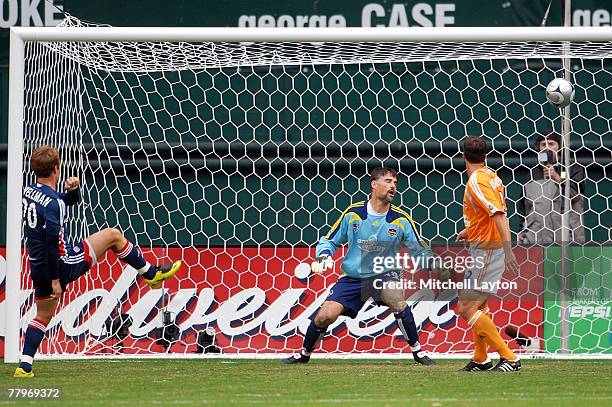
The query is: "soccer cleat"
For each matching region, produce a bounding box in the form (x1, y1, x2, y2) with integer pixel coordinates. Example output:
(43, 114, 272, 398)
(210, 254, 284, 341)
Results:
(14, 367, 34, 378)
(492, 358, 522, 372)
(459, 359, 494, 372)
(145, 261, 182, 288)
(413, 350, 435, 366)
(282, 353, 310, 364)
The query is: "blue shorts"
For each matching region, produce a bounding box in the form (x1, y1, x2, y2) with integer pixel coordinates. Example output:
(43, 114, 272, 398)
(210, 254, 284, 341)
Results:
(326, 271, 402, 318)
(30, 239, 96, 298)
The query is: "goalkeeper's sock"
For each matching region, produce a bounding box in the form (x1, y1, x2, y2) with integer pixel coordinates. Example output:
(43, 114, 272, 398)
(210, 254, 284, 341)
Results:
(115, 241, 156, 279)
(394, 306, 421, 349)
(302, 320, 327, 356)
(469, 310, 517, 361)
(19, 318, 47, 373)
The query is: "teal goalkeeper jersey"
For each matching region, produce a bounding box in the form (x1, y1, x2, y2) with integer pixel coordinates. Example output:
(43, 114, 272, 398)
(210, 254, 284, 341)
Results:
(316, 200, 433, 279)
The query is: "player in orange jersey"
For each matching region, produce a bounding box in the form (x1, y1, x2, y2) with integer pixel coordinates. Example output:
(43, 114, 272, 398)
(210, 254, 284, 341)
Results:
(455, 136, 521, 372)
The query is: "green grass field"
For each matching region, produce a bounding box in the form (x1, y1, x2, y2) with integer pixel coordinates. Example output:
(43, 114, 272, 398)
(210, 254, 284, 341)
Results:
(1, 359, 610, 406)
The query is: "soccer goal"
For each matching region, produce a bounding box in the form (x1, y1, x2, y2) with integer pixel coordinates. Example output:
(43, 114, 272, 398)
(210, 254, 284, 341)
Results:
(3, 17, 611, 362)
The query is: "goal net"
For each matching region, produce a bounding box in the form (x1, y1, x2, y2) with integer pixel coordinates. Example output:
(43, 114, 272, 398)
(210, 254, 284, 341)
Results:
(4, 17, 611, 360)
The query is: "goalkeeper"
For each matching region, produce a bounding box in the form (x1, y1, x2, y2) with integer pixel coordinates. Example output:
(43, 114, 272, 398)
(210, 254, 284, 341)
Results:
(14, 146, 182, 378)
(284, 167, 434, 365)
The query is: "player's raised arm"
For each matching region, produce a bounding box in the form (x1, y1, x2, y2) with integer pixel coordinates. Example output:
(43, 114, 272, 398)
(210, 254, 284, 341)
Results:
(58, 177, 81, 206)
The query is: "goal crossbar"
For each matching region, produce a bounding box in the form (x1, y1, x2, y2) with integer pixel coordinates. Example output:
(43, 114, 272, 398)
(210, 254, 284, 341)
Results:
(10, 26, 612, 43)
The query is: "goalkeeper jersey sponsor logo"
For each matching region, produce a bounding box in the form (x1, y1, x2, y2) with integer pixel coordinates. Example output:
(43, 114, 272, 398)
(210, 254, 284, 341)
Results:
(357, 235, 387, 253)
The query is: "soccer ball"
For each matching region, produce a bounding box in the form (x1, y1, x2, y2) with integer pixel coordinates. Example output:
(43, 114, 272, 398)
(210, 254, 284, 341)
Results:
(546, 78, 575, 108)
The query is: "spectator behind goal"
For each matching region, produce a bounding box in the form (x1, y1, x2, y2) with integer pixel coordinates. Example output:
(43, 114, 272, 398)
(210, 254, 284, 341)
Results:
(517, 131, 585, 245)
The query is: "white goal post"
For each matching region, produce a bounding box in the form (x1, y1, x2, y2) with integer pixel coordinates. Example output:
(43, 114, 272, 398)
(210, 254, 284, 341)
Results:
(5, 25, 612, 363)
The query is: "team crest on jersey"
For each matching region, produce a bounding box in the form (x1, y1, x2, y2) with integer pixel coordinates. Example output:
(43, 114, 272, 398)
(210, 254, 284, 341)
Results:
(352, 222, 360, 232)
(388, 227, 397, 237)
(74, 246, 80, 253)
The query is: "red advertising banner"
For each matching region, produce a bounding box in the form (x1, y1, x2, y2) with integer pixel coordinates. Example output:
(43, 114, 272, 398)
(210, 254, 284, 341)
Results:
(0, 247, 543, 357)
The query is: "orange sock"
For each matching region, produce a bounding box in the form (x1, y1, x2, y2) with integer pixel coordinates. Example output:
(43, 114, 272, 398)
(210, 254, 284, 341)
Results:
(472, 330, 488, 363)
(472, 302, 490, 363)
(468, 310, 516, 361)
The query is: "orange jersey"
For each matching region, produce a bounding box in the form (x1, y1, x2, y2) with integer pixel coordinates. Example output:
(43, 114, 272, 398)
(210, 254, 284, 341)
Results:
(463, 167, 507, 246)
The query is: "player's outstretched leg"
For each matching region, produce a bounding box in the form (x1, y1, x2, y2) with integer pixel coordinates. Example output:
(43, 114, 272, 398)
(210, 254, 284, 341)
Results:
(14, 298, 57, 378)
(283, 301, 343, 364)
(87, 228, 181, 288)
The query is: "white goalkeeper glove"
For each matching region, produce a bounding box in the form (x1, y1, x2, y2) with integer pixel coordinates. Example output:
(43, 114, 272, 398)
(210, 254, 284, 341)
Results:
(311, 254, 333, 275)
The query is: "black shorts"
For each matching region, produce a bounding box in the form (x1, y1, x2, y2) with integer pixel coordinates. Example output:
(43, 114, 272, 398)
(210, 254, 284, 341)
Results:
(30, 239, 96, 299)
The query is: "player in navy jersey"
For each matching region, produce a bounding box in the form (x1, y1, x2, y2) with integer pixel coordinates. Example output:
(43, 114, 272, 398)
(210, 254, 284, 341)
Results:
(14, 146, 181, 378)
(284, 167, 435, 365)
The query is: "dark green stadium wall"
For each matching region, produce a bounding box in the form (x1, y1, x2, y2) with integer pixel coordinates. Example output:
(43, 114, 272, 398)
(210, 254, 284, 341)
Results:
(1, 1, 612, 245)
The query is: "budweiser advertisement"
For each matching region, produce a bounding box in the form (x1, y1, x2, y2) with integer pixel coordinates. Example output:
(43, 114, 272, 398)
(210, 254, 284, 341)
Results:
(0, 247, 543, 356)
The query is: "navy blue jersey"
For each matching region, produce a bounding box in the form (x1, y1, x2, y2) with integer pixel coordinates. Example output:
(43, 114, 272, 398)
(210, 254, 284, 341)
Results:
(22, 183, 80, 279)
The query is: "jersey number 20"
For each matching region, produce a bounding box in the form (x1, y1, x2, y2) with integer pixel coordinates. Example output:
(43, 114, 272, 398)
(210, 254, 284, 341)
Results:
(22, 199, 37, 228)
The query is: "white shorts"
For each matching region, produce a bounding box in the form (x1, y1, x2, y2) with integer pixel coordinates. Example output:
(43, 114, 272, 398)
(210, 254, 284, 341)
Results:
(465, 247, 505, 294)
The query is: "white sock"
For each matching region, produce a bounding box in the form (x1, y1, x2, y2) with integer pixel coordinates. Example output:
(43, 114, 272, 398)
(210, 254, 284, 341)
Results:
(136, 262, 152, 275)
